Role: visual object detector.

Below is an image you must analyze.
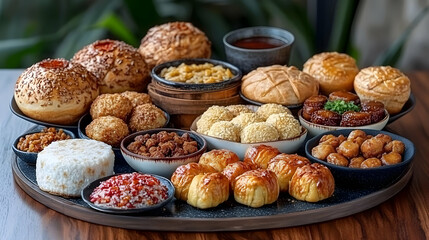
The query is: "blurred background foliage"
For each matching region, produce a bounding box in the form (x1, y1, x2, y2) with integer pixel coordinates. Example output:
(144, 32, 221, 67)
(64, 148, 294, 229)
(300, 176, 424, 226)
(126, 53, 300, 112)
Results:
(0, 0, 427, 69)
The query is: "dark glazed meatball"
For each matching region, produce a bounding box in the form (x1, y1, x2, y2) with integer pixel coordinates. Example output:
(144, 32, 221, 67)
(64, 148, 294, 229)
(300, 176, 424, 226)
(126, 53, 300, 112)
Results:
(328, 91, 360, 105)
(340, 111, 371, 127)
(302, 95, 328, 120)
(311, 110, 342, 126)
(361, 101, 386, 123)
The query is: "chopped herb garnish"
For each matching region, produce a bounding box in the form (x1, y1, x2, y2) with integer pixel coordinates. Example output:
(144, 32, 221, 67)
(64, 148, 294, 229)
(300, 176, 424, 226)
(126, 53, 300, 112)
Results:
(324, 100, 360, 114)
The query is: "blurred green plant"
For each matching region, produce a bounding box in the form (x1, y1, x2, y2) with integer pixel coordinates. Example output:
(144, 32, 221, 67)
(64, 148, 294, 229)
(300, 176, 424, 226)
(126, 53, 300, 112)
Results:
(0, 0, 427, 69)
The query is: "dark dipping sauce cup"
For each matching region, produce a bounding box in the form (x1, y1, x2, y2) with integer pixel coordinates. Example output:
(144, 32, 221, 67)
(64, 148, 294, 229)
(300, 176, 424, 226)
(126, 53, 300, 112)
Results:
(223, 26, 295, 74)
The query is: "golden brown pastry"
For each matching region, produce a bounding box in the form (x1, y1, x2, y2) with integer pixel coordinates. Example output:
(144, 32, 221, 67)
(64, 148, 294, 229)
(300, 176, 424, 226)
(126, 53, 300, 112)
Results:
(120, 91, 151, 108)
(336, 140, 360, 159)
(360, 137, 385, 159)
(244, 145, 280, 169)
(187, 173, 229, 209)
(319, 134, 346, 148)
(196, 106, 234, 135)
(170, 163, 217, 201)
(326, 153, 349, 167)
(384, 140, 405, 154)
(233, 169, 279, 208)
(14, 58, 99, 125)
(266, 113, 302, 140)
(225, 105, 253, 117)
(289, 163, 335, 202)
(267, 154, 310, 192)
(311, 144, 336, 161)
(255, 103, 291, 120)
(128, 103, 167, 132)
(85, 116, 129, 147)
(139, 22, 211, 69)
(90, 93, 133, 121)
(72, 39, 150, 93)
(221, 161, 256, 190)
(207, 121, 240, 142)
(349, 156, 365, 168)
(198, 149, 240, 172)
(361, 158, 382, 168)
(241, 65, 319, 105)
(354, 66, 411, 114)
(240, 122, 280, 143)
(303, 52, 359, 95)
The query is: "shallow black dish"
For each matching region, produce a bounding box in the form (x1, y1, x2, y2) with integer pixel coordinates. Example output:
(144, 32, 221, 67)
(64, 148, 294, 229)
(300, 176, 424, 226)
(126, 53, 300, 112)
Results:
(388, 93, 416, 124)
(305, 129, 415, 188)
(10, 97, 79, 129)
(81, 173, 175, 214)
(151, 58, 242, 91)
(12, 125, 76, 165)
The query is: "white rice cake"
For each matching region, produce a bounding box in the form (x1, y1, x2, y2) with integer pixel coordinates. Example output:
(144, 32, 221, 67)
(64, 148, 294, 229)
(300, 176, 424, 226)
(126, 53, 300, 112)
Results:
(36, 139, 115, 198)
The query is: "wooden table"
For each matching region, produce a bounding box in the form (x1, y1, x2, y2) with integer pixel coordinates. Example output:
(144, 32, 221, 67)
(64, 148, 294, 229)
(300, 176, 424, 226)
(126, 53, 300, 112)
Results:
(1, 69, 428, 240)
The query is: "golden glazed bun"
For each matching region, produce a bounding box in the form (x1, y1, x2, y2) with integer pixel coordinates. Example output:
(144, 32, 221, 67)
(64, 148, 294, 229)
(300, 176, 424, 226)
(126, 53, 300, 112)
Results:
(139, 22, 211, 69)
(14, 58, 99, 125)
(354, 66, 411, 114)
(267, 154, 310, 192)
(241, 65, 319, 105)
(244, 145, 281, 169)
(198, 149, 240, 172)
(72, 39, 150, 93)
(187, 173, 230, 209)
(303, 52, 359, 95)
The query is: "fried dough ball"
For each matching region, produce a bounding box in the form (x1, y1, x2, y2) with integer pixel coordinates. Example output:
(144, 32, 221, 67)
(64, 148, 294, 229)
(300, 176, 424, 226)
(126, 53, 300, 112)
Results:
(196, 106, 234, 135)
(90, 93, 133, 121)
(311, 144, 336, 161)
(256, 103, 292, 120)
(222, 161, 256, 190)
(336, 140, 359, 159)
(326, 153, 349, 167)
(374, 134, 392, 146)
(225, 105, 253, 117)
(319, 134, 346, 148)
(128, 103, 166, 132)
(198, 149, 240, 172)
(267, 154, 310, 192)
(360, 138, 385, 159)
(384, 140, 405, 154)
(381, 152, 402, 165)
(347, 130, 367, 146)
(349, 156, 365, 168)
(230, 113, 264, 131)
(241, 122, 279, 143)
(120, 91, 151, 108)
(85, 116, 129, 147)
(207, 121, 240, 142)
(361, 158, 382, 168)
(266, 113, 302, 139)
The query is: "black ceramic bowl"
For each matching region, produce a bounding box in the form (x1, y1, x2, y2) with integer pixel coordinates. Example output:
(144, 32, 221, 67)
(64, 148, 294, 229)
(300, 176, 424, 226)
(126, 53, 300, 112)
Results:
(81, 173, 175, 214)
(305, 129, 415, 189)
(151, 58, 242, 91)
(12, 126, 76, 165)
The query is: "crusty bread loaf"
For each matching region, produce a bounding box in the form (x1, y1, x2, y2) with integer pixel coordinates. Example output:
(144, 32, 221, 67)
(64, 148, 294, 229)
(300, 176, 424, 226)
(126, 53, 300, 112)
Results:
(303, 52, 359, 95)
(354, 66, 411, 114)
(139, 22, 211, 69)
(36, 139, 115, 197)
(72, 39, 150, 93)
(14, 58, 99, 125)
(241, 65, 319, 105)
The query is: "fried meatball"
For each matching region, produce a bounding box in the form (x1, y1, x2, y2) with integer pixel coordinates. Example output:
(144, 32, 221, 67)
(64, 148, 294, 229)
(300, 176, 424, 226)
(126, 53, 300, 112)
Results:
(311, 144, 336, 161)
(85, 116, 129, 147)
(266, 113, 302, 139)
(336, 140, 359, 159)
(360, 138, 385, 158)
(361, 100, 386, 123)
(120, 91, 151, 108)
(302, 95, 328, 120)
(340, 111, 371, 127)
(374, 134, 392, 146)
(326, 153, 349, 167)
(241, 122, 279, 143)
(347, 130, 367, 146)
(207, 121, 240, 142)
(361, 158, 382, 168)
(310, 109, 341, 126)
(349, 156, 365, 168)
(196, 106, 234, 135)
(230, 113, 264, 131)
(328, 91, 360, 105)
(90, 93, 133, 121)
(256, 103, 292, 120)
(384, 140, 405, 154)
(128, 104, 166, 132)
(225, 105, 253, 117)
(319, 134, 346, 148)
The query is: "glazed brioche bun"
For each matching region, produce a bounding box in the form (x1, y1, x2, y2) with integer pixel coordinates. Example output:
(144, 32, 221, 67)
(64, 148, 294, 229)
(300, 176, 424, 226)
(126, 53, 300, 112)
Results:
(14, 58, 99, 125)
(139, 22, 211, 69)
(303, 52, 359, 95)
(72, 39, 150, 94)
(241, 65, 319, 106)
(354, 66, 411, 114)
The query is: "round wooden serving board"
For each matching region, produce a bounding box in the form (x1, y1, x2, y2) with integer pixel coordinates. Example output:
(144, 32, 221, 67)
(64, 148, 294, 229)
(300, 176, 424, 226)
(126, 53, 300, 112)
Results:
(12, 151, 413, 232)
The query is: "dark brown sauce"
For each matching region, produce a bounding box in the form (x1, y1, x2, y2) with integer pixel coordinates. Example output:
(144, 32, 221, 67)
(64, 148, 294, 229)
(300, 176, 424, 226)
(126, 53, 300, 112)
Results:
(232, 37, 286, 49)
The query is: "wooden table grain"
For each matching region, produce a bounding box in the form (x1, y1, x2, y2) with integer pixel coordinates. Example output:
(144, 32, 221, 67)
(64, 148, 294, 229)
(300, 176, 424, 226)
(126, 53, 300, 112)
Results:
(1, 69, 428, 240)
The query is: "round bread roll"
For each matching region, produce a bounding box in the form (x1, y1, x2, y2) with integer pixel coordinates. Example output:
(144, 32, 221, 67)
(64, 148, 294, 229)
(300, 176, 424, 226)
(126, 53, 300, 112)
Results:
(303, 52, 359, 95)
(171, 163, 217, 201)
(14, 58, 99, 125)
(139, 22, 211, 69)
(90, 93, 133, 121)
(354, 66, 411, 114)
(85, 116, 129, 147)
(233, 169, 279, 208)
(244, 145, 280, 169)
(36, 139, 114, 197)
(128, 103, 167, 132)
(267, 154, 310, 192)
(241, 65, 319, 105)
(289, 163, 335, 202)
(187, 173, 230, 209)
(198, 149, 240, 172)
(72, 39, 150, 93)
